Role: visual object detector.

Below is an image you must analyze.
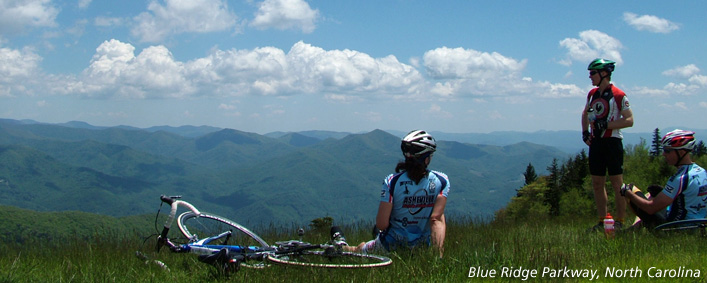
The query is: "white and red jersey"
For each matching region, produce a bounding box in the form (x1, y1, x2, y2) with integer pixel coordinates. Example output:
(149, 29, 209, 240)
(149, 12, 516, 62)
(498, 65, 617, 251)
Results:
(586, 84, 630, 139)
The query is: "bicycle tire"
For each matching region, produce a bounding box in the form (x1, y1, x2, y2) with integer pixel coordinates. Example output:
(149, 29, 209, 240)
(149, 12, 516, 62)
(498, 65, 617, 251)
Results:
(266, 250, 392, 268)
(177, 211, 269, 248)
(654, 219, 707, 232)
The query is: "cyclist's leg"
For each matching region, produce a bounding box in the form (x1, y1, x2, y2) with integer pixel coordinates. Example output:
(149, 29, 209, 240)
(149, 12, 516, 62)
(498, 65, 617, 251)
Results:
(589, 141, 608, 220)
(343, 236, 385, 254)
(627, 186, 666, 229)
(607, 138, 627, 222)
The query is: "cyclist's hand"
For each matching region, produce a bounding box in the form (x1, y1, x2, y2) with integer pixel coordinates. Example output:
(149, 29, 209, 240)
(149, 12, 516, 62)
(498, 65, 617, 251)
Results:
(593, 120, 608, 131)
(620, 183, 634, 197)
(582, 130, 591, 144)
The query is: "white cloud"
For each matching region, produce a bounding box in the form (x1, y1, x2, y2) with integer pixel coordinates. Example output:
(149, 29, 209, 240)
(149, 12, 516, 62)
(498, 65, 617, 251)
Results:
(131, 0, 237, 43)
(425, 104, 452, 119)
(11, 39, 585, 104)
(78, 0, 92, 9)
(95, 16, 124, 27)
(664, 82, 700, 95)
(631, 86, 669, 97)
(0, 45, 42, 96)
(58, 40, 425, 100)
(662, 64, 700, 79)
(250, 0, 319, 33)
(77, 39, 191, 98)
(0, 0, 59, 33)
(688, 74, 707, 87)
(422, 46, 581, 98)
(559, 30, 623, 66)
(423, 47, 526, 80)
(623, 12, 679, 34)
(218, 103, 235, 110)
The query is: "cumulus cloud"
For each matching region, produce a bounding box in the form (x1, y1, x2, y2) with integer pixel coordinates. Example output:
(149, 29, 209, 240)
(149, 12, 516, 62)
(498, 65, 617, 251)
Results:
(559, 30, 623, 66)
(0, 45, 42, 96)
(422, 46, 582, 98)
(250, 0, 319, 33)
(635, 64, 707, 96)
(131, 0, 237, 42)
(423, 47, 526, 80)
(59, 40, 425, 100)
(95, 16, 124, 27)
(662, 64, 700, 80)
(78, 0, 92, 9)
(8, 39, 585, 103)
(76, 39, 191, 98)
(0, 0, 59, 34)
(623, 12, 679, 34)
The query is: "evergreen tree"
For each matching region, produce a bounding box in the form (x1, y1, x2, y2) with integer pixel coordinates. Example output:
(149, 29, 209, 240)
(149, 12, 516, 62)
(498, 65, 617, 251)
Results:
(694, 141, 707, 157)
(650, 128, 662, 157)
(559, 151, 588, 193)
(544, 158, 561, 216)
(523, 163, 537, 185)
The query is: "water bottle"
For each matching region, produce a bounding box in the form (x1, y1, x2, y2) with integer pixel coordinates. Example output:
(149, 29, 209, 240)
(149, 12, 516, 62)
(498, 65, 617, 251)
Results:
(587, 107, 596, 122)
(603, 213, 615, 239)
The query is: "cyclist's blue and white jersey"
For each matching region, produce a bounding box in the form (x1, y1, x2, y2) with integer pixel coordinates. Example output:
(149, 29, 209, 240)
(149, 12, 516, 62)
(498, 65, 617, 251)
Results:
(662, 163, 707, 221)
(378, 170, 450, 250)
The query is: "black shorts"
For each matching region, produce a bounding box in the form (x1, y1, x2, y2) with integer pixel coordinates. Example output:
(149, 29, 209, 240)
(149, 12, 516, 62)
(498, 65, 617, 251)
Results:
(629, 190, 667, 229)
(588, 137, 624, 176)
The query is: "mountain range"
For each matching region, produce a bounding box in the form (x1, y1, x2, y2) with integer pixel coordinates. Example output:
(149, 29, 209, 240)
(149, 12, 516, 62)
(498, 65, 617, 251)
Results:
(0, 118, 669, 227)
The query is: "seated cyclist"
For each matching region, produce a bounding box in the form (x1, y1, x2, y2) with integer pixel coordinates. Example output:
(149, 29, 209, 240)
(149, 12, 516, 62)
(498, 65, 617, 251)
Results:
(333, 130, 449, 258)
(621, 129, 707, 229)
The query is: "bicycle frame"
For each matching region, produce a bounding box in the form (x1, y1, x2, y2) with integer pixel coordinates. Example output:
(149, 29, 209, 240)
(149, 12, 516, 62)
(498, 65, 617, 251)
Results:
(153, 195, 392, 271)
(157, 195, 267, 256)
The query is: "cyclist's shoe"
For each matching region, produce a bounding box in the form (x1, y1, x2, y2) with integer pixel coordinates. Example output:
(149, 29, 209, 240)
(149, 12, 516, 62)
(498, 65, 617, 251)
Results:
(324, 246, 339, 257)
(586, 221, 604, 233)
(330, 226, 348, 246)
(614, 220, 624, 230)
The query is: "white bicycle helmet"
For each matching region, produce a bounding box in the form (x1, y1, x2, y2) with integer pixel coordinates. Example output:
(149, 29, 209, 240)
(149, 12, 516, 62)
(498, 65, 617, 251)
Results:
(401, 130, 436, 158)
(661, 129, 696, 151)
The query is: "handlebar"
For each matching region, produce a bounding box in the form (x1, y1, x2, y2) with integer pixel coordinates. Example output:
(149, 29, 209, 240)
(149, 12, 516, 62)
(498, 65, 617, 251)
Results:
(157, 195, 202, 252)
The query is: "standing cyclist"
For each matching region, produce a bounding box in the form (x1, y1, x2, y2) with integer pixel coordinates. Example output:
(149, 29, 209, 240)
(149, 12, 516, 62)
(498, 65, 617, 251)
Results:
(622, 130, 707, 228)
(582, 58, 634, 231)
(333, 130, 449, 258)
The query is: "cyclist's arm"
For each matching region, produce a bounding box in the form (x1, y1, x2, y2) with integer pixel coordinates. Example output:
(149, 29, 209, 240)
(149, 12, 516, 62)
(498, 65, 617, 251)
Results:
(430, 196, 447, 258)
(609, 108, 634, 129)
(376, 201, 392, 231)
(624, 189, 672, 215)
(581, 103, 591, 133)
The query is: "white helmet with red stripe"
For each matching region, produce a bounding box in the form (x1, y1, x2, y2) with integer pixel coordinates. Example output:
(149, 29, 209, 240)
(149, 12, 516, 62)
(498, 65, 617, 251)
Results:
(661, 129, 696, 151)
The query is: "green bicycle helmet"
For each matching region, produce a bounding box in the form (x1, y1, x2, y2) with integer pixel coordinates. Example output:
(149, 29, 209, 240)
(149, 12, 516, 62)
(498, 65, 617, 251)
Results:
(587, 58, 615, 73)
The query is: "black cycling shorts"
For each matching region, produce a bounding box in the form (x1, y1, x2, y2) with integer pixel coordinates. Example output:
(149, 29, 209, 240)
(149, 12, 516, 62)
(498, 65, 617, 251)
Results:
(588, 137, 624, 176)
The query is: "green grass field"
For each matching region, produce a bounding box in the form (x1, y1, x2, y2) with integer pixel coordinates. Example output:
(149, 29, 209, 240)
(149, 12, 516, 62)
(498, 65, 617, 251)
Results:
(2, 217, 705, 282)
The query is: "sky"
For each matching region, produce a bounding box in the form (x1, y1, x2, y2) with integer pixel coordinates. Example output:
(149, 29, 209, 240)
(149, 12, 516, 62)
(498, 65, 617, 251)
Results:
(1, 1, 706, 135)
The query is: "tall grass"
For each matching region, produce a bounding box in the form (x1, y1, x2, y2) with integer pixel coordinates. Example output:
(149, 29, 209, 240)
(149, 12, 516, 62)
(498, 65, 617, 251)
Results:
(2, 217, 705, 282)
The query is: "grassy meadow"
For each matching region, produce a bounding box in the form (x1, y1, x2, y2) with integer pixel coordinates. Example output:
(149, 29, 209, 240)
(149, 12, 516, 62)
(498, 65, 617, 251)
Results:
(1, 216, 705, 283)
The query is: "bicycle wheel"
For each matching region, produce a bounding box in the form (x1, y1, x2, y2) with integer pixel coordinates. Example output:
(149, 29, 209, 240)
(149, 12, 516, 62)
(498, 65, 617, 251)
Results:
(177, 211, 269, 248)
(266, 250, 392, 268)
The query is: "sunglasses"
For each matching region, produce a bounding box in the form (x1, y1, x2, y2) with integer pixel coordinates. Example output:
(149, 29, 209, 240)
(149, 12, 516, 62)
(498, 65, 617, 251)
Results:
(589, 71, 598, 76)
(663, 148, 675, 153)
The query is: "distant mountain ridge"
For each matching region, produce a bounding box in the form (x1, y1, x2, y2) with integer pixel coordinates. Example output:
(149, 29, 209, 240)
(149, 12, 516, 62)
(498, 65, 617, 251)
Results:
(2, 118, 686, 226)
(8, 118, 698, 153)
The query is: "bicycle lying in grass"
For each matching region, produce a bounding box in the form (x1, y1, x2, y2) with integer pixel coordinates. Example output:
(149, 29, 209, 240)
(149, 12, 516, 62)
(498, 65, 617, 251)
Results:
(143, 195, 391, 274)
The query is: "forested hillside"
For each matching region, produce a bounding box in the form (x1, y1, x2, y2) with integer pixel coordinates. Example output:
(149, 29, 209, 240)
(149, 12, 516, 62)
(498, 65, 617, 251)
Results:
(0, 119, 566, 226)
(498, 133, 707, 222)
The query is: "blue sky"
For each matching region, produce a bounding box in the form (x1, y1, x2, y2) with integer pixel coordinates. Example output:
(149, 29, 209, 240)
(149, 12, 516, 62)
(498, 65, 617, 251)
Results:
(1, 1, 706, 134)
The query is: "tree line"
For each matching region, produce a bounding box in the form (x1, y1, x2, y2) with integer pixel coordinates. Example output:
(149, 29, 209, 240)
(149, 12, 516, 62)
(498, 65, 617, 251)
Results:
(497, 128, 707, 221)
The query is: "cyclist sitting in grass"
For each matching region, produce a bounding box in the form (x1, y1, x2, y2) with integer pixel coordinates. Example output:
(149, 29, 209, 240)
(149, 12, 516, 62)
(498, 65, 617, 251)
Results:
(621, 129, 707, 229)
(332, 130, 450, 258)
